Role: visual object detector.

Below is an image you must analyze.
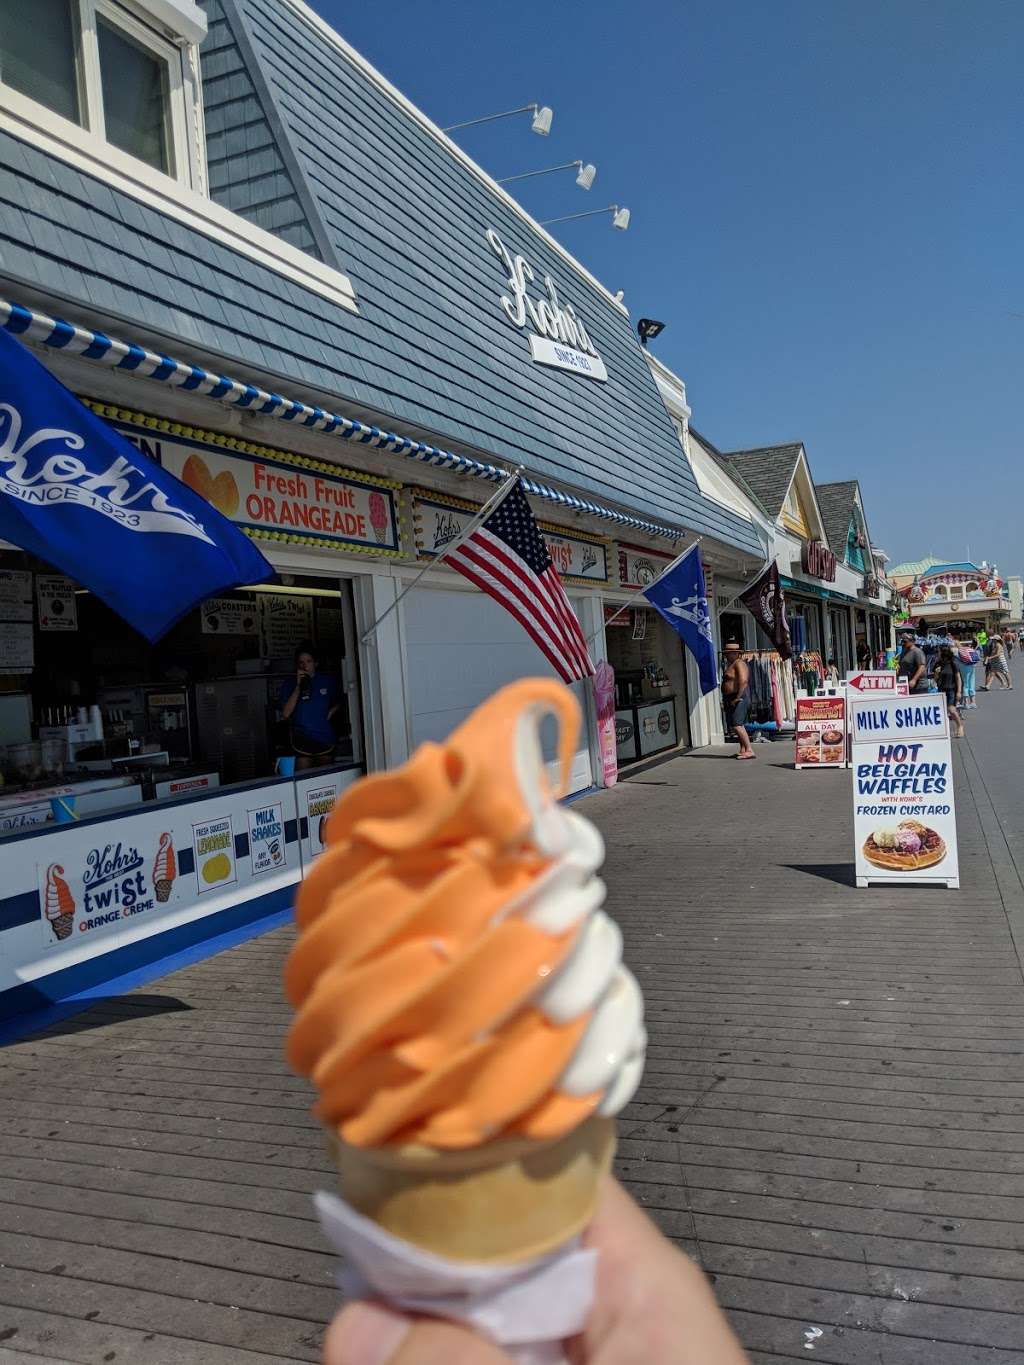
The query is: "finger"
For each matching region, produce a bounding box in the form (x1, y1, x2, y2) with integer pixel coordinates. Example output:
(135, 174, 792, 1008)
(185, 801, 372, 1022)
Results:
(324, 1301, 514, 1365)
(579, 1178, 751, 1364)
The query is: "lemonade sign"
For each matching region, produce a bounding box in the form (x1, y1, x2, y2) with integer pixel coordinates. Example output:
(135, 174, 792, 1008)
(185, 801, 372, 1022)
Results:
(192, 814, 236, 894)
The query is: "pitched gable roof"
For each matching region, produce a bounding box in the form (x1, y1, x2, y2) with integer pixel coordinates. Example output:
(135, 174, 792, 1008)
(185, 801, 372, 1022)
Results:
(814, 480, 860, 559)
(192, 0, 762, 553)
(689, 427, 769, 514)
(718, 444, 803, 519)
(201, 0, 333, 262)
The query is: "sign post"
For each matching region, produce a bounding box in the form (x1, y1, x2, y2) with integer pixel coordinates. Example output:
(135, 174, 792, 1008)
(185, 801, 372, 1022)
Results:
(849, 695, 959, 889)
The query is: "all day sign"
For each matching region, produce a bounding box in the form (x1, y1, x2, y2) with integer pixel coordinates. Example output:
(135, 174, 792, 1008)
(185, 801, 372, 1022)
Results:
(849, 696, 958, 889)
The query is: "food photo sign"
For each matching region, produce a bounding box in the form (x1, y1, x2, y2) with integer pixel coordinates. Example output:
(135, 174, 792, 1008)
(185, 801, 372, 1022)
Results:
(795, 695, 847, 768)
(849, 695, 959, 889)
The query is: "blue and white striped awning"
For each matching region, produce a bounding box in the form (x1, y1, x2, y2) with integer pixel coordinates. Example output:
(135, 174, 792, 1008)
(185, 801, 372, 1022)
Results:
(0, 299, 685, 543)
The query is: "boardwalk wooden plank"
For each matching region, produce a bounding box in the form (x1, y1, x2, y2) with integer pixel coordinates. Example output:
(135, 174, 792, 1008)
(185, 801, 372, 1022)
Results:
(2, 695, 1024, 1361)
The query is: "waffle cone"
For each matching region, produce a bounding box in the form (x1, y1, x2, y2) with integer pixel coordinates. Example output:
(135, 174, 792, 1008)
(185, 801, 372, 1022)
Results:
(327, 1113, 615, 1264)
(155, 879, 173, 903)
(50, 913, 74, 941)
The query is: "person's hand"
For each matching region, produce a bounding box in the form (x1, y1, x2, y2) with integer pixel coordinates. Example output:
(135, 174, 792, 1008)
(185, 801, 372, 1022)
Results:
(322, 1177, 750, 1365)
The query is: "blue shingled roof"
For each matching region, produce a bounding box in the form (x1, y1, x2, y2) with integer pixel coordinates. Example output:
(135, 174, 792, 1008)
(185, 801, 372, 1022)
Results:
(0, 0, 761, 556)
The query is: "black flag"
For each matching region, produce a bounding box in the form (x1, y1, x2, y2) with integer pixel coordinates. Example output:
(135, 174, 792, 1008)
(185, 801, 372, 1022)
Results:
(740, 562, 792, 659)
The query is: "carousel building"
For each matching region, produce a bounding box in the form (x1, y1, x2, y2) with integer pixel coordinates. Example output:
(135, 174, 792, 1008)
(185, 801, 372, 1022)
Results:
(888, 557, 1011, 635)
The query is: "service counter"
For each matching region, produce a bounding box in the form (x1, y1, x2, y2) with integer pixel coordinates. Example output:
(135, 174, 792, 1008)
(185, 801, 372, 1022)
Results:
(0, 761, 361, 1019)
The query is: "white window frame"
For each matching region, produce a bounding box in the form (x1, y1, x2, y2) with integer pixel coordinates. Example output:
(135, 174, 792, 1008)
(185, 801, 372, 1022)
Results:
(0, 0, 203, 190)
(82, 0, 195, 186)
(0, 0, 359, 312)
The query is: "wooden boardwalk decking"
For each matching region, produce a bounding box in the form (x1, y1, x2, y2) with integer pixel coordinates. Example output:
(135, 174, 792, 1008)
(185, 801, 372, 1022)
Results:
(2, 688, 1024, 1363)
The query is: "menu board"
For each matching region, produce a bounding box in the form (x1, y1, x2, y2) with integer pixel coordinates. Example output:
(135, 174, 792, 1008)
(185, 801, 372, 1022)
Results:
(0, 622, 34, 673)
(201, 596, 259, 636)
(850, 695, 958, 888)
(0, 570, 33, 622)
(260, 594, 313, 659)
(36, 575, 78, 631)
(795, 694, 847, 768)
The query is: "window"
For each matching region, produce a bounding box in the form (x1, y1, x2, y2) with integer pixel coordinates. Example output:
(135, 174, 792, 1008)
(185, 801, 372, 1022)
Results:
(0, 0, 199, 186)
(96, 14, 171, 174)
(0, 0, 81, 124)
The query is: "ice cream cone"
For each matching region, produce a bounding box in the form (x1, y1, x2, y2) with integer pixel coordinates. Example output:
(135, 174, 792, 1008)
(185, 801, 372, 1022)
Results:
(155, 879, 173, 903)
(327, 1112, 614, 1264)
(51, 912, 74, 942)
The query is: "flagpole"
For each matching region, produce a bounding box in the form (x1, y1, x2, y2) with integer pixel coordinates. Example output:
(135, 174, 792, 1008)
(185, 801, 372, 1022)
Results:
(360, 466, 523, 644)
(585, 538, 703, 648)
(715, 532, 775, 618)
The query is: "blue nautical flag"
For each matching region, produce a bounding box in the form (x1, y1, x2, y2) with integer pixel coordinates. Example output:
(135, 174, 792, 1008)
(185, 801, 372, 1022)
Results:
(0, 328, 272, 640)
(641, 544, 718, 695)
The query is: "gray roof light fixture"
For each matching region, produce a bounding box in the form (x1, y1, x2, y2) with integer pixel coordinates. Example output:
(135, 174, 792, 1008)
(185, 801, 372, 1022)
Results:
(541, 204, 631, 231)
(444, 103, 553, 136)
(498, 160, 597, 191)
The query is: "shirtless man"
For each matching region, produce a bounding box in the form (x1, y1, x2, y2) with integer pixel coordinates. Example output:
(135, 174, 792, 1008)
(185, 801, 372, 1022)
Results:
(722, 641, 754, 760)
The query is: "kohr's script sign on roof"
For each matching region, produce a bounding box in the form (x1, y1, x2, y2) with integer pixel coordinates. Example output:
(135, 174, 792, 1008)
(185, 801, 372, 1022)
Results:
(486, 229, 608, 382)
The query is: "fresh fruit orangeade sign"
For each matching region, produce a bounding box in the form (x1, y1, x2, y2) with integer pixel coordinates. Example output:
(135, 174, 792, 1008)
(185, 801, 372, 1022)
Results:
(153, 437, 399, 553)
(849, 697, 959, 888)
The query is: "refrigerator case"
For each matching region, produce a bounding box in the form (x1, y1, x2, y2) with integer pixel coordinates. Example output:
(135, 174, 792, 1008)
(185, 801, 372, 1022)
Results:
(145, 688, 193, 761)
(193, 677, 273, 784)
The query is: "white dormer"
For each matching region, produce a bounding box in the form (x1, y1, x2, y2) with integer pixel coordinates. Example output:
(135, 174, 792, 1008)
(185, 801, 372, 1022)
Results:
(0, 0, 208, 190)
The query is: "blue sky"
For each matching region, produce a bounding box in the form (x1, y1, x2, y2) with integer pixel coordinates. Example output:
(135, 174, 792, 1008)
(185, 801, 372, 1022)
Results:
(319, 0, 1023, 575)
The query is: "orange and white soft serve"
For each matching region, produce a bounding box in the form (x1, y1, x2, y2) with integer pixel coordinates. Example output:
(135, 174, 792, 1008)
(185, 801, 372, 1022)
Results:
(285, 678, 645, 1150)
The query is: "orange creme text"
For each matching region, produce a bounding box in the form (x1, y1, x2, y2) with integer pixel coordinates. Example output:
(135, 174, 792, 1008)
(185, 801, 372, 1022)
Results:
(245, 462, 367, 538)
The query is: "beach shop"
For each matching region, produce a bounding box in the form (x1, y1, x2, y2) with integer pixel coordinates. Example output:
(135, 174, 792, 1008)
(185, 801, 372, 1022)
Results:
(0, 0, 762, 1016)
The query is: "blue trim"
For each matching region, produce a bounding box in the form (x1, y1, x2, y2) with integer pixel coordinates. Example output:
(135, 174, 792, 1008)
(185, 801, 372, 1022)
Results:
(117, 343, 147, 371)
(150, 356, 178, 382)
(4, 302, 32, 333)
(46, 319, 77, 348)
(0, 885, 294, 1029)
(562, 784, 599, 805)
(0, 298, 694, 544)
(0, 891, 40, 932)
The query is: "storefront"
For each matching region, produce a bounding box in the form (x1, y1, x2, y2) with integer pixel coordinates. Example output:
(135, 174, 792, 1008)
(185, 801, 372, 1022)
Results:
(604, 543, 691, 765)
(0, 0, 765, 1017)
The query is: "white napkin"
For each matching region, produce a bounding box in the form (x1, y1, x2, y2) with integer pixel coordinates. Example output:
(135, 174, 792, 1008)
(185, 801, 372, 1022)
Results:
(316, 1190, 596, 1365)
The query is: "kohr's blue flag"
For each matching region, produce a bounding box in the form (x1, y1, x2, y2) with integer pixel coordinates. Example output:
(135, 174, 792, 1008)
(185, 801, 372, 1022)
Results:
(0, 328, 272, 640)
(641, 544, 718, 695)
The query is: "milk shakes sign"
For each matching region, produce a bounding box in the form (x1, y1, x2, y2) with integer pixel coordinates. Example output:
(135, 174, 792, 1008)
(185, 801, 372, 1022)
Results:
(850, 696, 959, 889)
(485, 229, 608, 382)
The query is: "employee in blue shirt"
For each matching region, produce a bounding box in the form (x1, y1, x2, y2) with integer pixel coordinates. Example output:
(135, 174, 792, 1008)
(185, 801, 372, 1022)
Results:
(279, 641, 340, 769)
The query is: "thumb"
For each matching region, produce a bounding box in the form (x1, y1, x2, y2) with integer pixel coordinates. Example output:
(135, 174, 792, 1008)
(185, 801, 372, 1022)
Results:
(324, 1301, 514, 1365)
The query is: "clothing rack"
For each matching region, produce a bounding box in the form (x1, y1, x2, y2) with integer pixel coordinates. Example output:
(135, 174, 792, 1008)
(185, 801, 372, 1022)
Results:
(732, 649, 799, 729)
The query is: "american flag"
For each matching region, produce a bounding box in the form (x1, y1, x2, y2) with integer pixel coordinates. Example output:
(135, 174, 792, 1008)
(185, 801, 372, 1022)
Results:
(445, 478, 595, 683)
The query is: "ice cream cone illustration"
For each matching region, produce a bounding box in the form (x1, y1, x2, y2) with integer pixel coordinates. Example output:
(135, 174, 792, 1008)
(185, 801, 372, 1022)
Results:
(285, 678, 646, 1263)
(43, 864, 75, 942)
(153, 833, 176, 903)
(368, 491, 388, 544)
